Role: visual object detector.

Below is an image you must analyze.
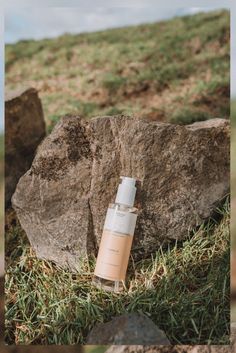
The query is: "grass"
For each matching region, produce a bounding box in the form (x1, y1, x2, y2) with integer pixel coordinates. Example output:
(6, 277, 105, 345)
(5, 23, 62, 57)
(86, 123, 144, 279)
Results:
(102, 73, 127, 94)
(5, 10, 230, 129)
(170, 107, 211, 125)
(5, 199, 230, 345)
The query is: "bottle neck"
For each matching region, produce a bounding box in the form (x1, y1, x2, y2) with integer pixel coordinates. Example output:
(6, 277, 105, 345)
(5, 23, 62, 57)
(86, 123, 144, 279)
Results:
(109, 202, 138, 213)
(115, 184, 136, 207)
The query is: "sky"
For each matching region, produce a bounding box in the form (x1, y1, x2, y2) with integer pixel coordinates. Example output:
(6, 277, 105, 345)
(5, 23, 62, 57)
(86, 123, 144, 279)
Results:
(4, 5, 219, 44)
(1, 0, 236, 132)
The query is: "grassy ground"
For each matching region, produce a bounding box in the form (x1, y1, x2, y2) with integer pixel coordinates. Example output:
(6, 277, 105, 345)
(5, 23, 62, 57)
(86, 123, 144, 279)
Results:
(5, 200, 230, 345)
(5, 9, 230, 346)
(5, 10, 229, 132)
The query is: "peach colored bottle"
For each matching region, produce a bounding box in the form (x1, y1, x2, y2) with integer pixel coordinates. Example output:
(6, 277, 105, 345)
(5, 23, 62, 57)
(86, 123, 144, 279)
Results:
(93, 176, 138, 292)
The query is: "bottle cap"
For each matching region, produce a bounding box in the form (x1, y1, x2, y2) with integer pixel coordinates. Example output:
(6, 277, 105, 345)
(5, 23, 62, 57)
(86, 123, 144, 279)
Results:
(115, 176, 137, 207)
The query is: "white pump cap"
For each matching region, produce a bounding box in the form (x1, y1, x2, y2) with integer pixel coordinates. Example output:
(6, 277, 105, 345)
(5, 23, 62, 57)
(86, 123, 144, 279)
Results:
(115, 176, 137, 207)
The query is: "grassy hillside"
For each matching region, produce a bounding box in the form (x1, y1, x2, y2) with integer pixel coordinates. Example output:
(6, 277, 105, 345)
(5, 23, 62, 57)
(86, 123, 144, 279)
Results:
(5, 10, 230, 131)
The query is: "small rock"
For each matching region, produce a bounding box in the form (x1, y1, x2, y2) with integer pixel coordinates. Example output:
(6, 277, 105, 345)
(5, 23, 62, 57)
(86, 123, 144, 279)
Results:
(5, 87, 46, 207)
(12, 115, 229, 269)
(86, 313, 170, 345)
(104, 323, 235, 352)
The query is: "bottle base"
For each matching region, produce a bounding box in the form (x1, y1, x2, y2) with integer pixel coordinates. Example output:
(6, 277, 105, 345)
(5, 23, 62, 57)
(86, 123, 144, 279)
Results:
(92, 275, 124, 293)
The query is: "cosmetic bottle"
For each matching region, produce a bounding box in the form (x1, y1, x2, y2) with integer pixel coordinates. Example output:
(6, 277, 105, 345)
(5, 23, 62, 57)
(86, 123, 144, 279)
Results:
(93, 176, 138, 292)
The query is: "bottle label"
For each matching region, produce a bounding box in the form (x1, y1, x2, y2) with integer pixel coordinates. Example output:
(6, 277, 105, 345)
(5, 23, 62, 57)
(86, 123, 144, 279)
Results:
(104, 208, 137, 236)
(94, 229, 133, 281)
(94, 208, 137, 281)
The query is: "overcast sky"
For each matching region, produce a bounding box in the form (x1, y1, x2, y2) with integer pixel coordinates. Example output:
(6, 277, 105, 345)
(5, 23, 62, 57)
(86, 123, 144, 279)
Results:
(1, 0, 236, 132)
(4, 1, 233, 44)
(4, 5, 219, 44)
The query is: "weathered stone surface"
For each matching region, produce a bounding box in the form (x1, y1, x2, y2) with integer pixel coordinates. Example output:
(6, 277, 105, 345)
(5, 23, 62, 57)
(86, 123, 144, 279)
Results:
(5, 87, 46, 207)
(12, 115, 229, 269)
(86, 313, 170, 345)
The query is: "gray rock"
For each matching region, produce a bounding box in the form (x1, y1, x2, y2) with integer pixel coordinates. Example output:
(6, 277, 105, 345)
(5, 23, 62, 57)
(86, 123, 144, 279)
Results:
(12, 115, 229, 269)
(86, 313, 170, 345)
(105, 323, 236, 352)
(5, 87, 46, 207)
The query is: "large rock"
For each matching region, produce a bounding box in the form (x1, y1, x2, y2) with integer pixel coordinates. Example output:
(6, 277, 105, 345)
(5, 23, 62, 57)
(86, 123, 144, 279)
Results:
(86, 313, 170, 345)
(12, 115, 229, 269)
(5, 87, 46, 207)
